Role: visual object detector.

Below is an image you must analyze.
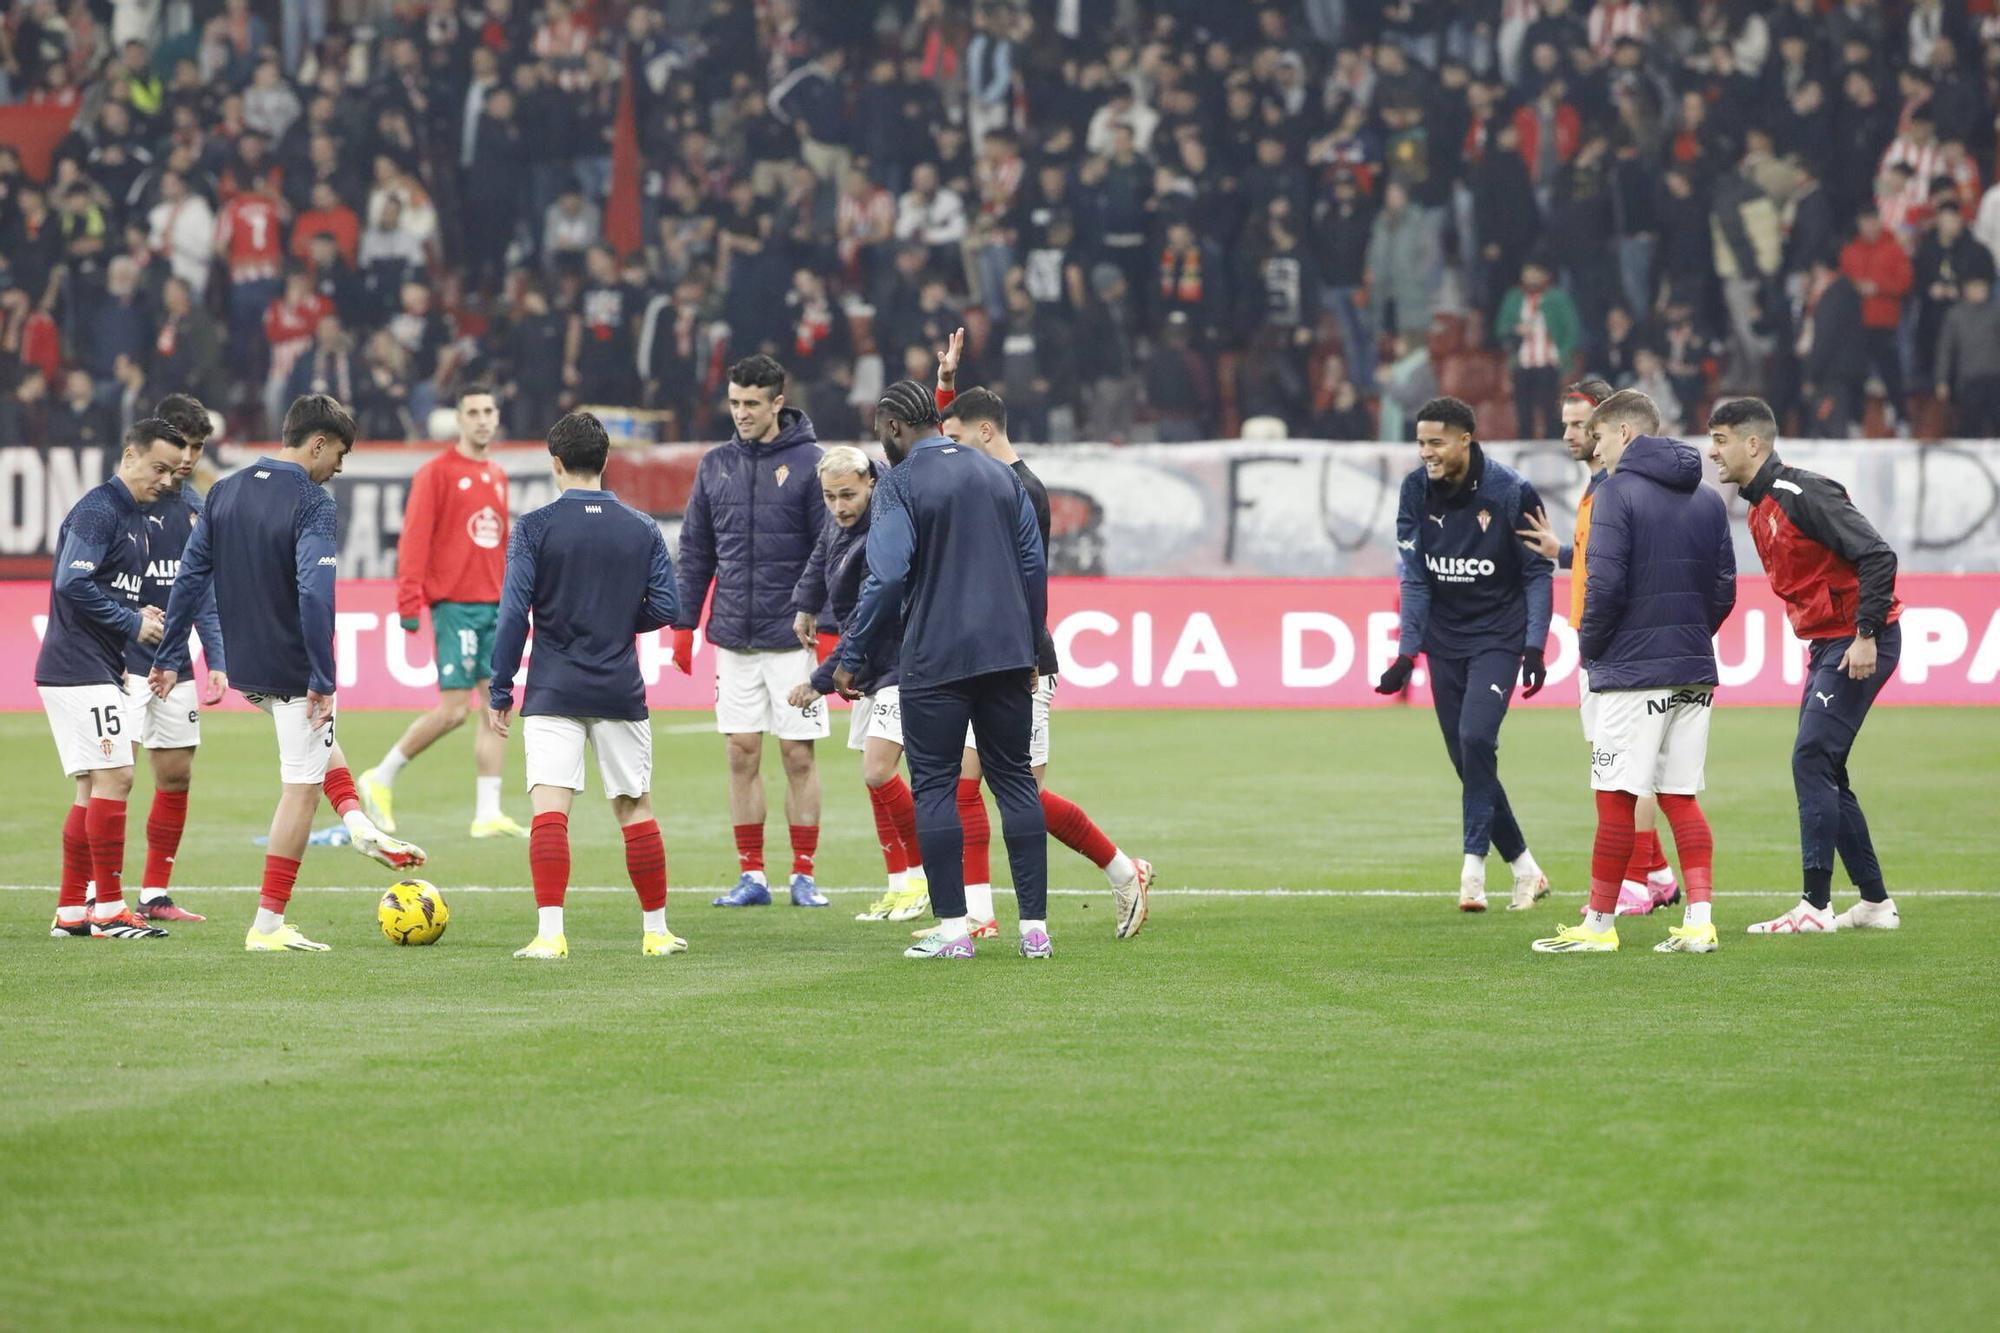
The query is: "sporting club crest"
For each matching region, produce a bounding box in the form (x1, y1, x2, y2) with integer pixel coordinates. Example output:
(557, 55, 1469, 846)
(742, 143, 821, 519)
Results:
(1477, 509, 1491, 532)
(775, 464, 792, 488)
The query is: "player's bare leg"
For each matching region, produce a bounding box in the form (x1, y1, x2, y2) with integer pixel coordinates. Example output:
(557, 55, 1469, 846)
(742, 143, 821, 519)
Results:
(518, 783, 575, 957)
(246, 779, 327, 950)
(714, 733, 775, 905)
(613, 791, 683, 954)
(138, 745, 204, 920)
(779, 738, 826, 905)
(50, 777, 95, 936)
(857, 737, 927, 921)
(326, 740, 425, 871)
(466, 694, 523, 836)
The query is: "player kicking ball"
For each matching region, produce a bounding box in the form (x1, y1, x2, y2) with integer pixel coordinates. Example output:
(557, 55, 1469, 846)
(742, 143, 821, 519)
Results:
(38, 420, 189, 939)
(1708, 398, 1905, 934)
(488, 412, 685, 960)
(1532, 391, 1735, 955)
(153, 395, 425, 952)
(787, 446, 929, 924)
(1379, 396, 1553, 912)
(934, 364, 1152, 939)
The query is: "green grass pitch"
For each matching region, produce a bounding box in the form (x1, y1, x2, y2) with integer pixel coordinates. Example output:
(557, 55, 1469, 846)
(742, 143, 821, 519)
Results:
(1, 706, 1996, 1330)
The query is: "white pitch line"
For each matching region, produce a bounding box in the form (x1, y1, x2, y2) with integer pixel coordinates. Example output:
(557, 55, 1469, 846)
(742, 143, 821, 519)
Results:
(2, 885, 1994, 899)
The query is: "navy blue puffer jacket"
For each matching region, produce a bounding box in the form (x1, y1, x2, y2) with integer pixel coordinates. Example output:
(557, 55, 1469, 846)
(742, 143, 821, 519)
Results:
(673, 408, 827, 650)
(1578, 434, 1738, 689)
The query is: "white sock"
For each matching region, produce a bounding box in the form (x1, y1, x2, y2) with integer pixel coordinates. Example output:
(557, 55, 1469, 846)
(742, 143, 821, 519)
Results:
(475, 776, 502, 822)
(1584, 909, 1616, 933)
(1104, 850, 1136, 887)
(1019, 918, 1046, 937)
(1510, 850, 1541, 880)
(1462, 853, 1485, 882)
(341, 809, 375, 840)
(642, 907, 666, 935)
(56, 904, 86, 924)
(254, 907, 285, 933)
(936, 915, 969, 940)
(538, 905, 564, 937)
(965, 882, 995, 921)
(140, 887, 168, 904)
(745, 868, 768, 886)
(1684, 901, 1712, 927)
(887, 870, 908, 894)
(376, 746, 409, 784)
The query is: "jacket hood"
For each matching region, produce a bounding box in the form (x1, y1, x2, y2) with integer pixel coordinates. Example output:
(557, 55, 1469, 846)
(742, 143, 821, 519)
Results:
(1616, 434, 1702, 493)
(734, 406, 819, 451)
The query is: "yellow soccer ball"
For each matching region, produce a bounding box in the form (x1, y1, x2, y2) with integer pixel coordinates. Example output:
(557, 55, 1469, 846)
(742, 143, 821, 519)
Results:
(378, 880, 450, 946)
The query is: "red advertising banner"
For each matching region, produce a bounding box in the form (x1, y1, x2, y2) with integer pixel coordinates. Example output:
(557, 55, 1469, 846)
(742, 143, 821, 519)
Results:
(5, 577, 1996, 711)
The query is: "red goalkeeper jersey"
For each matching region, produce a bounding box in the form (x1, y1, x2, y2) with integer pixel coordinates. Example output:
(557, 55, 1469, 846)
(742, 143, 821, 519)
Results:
(396, 448, 510, 619)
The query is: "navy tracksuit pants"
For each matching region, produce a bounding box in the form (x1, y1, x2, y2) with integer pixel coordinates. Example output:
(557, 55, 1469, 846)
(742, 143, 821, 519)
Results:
(1427, 649, 1529, 860)
(1795, 624, 1900, 887)
(900, 669, 1048, 920)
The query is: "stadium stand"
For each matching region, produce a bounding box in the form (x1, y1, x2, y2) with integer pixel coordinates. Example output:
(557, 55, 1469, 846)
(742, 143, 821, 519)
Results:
(3, 0, 1999, 447)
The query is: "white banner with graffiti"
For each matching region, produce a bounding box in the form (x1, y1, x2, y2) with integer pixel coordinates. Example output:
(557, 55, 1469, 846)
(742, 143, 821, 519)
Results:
(4, 439, 1999, 578)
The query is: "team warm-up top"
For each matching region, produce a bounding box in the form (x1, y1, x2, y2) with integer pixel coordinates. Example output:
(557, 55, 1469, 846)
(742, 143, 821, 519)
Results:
(488, 490, 680, 722)
(36, 478, 157, 688)
(1396, 443, 1554, 660)
(155, 458, 336, 697)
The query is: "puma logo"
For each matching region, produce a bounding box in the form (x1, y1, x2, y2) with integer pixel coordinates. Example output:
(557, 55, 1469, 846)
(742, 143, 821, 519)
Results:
(1490, 684, 1504, 696)
(1814, 691, 1834, 706)
(1428, 514, 1446, 528)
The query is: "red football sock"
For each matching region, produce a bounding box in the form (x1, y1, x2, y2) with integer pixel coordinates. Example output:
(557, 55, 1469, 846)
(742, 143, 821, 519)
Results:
(1642, 828, 1671, 876)
(1041, 790, 1117, 868)
(1656, 794, 1714, 903)
(258, 854, 300, 914)
(867, 784, 909, 875)
(530, 812, 570, 908)
(623, 820, 668, 913)
(86, 797, 127, 910)
(323, 765, 360, 817)
(144, 789, 189, 890)
(733, 822, 764, 874)
(880, 774, 921, 867)
(1624, 829, 1663, 881)
(790, 823, 818, 878)
(59, 803, 91, 909)
(957, 778, 990, 884)
(1589, 790, 1638, 916)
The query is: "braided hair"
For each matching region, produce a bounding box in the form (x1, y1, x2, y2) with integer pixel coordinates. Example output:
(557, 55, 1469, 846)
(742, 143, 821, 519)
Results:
(877, 378, 941, 429)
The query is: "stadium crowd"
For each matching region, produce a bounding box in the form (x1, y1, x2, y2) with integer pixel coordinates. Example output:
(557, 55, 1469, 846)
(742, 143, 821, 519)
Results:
(4, 0, 2000, 448)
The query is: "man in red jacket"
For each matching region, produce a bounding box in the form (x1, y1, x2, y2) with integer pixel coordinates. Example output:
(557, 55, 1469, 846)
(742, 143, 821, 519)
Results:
(1708, 397, 1904, 934)
(1837, 207, 1914, 431)
(360, 383, 527, 839)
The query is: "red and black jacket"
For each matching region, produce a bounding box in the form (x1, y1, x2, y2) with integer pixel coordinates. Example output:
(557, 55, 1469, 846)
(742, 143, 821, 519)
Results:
(1739, 454, 1901, 642)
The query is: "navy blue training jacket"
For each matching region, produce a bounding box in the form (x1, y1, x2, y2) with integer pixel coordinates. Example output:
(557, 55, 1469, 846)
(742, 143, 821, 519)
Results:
(673, 408, 826, 651)
(1395, 444, 1554, 660)
(157, 458, 336, 697)
(1577, 434, 1737, 689)
(490, 488, 679, 723)
(37, 477, 149, 688)
(840, 436, 1045, 689)
(129, 481, 225, 677)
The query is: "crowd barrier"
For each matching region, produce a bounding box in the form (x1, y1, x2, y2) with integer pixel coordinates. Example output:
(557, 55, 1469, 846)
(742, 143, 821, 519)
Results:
(4, 576, 1993, 711)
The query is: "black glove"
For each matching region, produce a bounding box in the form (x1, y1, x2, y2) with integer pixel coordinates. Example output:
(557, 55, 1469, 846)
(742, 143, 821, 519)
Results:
(1520, 647, 1547, 699)
(1375, 654, 1416, 695)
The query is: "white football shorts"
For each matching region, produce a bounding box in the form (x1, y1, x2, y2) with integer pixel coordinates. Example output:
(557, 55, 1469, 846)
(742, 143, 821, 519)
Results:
(124, 672, 201, 749)
(1589, 684, 1713, 796)
(243, 691, 336, 785)
(846, 684, 905, 751)
(524, 714, 652, 798)
(40, 682, 134, 776)
(715, 645, 830, 740)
